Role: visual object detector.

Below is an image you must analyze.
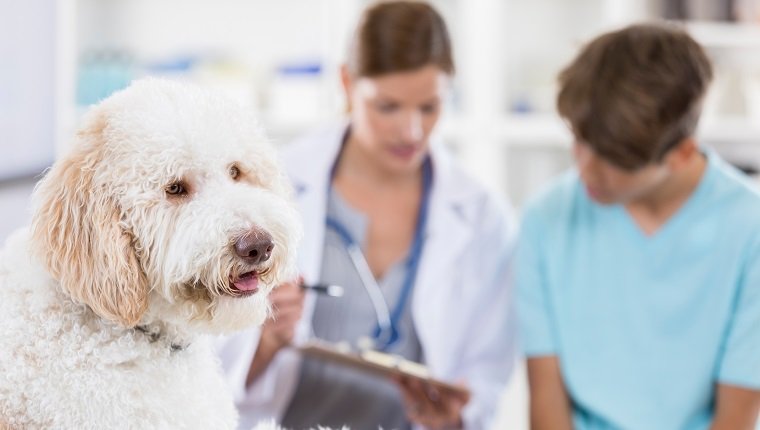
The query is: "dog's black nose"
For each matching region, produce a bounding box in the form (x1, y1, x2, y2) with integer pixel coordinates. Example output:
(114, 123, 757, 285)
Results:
(234, 228, 274, 264)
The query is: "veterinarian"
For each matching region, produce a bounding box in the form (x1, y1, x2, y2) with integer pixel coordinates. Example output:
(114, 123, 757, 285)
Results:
(517, 23, 760, 429)
(216, 2, 517, 429)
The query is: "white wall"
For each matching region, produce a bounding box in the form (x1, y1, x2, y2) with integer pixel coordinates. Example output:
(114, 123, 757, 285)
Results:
(0, 0, 56, 180)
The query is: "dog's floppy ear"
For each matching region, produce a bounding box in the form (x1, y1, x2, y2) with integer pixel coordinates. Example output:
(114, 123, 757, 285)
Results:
(31, 112, 149, 327)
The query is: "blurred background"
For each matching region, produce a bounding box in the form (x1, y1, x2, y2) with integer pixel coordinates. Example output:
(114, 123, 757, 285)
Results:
(2, 0, 760, 427)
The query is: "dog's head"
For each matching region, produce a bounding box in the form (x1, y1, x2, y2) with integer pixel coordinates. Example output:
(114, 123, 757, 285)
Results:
(30, 78, 302, 333)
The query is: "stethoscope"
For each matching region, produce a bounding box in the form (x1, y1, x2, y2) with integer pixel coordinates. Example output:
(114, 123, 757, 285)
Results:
(324, 156, 433, 352)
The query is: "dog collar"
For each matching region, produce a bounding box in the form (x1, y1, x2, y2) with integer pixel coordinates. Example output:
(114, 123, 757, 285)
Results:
(135, 325, 189, 352)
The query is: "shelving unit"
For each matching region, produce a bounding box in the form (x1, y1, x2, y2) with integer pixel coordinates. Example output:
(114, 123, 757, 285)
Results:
(50, 1, 760, 208)
(687, 20, 760, 50)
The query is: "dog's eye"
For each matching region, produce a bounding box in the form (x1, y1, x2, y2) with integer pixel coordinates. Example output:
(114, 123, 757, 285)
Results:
(165, 182, 187, 196)
(229, 165, 241, 180)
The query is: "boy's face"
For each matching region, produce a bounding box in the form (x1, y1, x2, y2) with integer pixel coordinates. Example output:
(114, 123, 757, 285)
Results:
(573, 141, 670, 205)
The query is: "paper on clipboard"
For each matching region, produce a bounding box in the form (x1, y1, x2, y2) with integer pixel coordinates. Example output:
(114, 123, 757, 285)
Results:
(296, 341, 470, 400)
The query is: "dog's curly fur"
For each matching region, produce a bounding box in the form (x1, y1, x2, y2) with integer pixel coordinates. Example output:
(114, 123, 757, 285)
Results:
(0, 79, 302, 429)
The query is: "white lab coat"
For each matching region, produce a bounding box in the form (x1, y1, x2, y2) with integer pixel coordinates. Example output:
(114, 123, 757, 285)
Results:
(217, 123, 518, 430)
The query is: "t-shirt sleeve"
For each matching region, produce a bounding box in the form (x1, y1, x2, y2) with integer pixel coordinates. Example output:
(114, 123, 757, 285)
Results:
(516, 208, 559, 357)
(717, 237, 760, 390)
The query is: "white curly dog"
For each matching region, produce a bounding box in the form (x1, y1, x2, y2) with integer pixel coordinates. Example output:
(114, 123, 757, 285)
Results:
(0, 79, 302, 429)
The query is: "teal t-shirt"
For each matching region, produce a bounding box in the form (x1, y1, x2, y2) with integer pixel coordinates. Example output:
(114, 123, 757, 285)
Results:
(517, 152, 760, 429)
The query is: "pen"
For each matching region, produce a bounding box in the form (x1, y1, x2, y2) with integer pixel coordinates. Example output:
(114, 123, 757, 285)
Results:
(300, 283, 345, 297)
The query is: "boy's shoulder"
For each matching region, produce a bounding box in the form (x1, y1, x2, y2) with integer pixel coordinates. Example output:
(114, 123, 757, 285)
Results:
(522, 170, 583, 221)
(708, 155, 760, 217)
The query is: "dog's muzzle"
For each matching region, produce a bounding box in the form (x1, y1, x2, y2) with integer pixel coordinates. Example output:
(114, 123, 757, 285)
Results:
(227, 227, 275, 297)
(234, 227, 273, 265)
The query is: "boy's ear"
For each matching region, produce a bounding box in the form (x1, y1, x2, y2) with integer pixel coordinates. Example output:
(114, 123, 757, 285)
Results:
(665, 137, 699, 170)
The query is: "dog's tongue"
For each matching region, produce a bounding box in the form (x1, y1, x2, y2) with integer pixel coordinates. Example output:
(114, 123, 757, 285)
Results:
(233, 274, 259, 292)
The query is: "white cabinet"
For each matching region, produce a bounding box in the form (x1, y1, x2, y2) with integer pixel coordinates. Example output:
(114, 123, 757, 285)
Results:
(687, 21, 760, 174)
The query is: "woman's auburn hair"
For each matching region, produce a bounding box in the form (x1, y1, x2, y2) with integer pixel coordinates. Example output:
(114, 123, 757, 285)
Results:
(346, 1, 454, 78)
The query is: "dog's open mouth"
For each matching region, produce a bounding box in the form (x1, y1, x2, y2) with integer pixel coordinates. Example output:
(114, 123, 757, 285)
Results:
(229, 271, 259, 297)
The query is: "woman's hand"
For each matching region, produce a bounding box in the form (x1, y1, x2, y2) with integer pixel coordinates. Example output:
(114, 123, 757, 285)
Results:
(261, 277, 306, 348)
(246, 277, 305, 386)
(396, 376, 470, 429)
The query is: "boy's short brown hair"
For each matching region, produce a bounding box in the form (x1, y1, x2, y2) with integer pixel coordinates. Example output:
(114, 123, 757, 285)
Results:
(557, 23, 713, 170)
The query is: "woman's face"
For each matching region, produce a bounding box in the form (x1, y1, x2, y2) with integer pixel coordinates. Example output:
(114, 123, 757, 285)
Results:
(344, 64, 449, 175)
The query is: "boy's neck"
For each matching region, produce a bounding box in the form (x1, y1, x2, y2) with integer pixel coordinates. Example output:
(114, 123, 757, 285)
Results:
(625, 153, 707, 235)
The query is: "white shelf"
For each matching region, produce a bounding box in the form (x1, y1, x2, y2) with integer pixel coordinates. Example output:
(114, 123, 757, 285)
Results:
(437, 114, 569, 147)
(686, 21, 760, 50)
(440, 113, 760, 148)
(699, 115, 760, 143)
(492, 114, 570, 147)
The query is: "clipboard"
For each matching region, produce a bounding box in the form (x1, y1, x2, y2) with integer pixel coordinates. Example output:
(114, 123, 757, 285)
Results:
(296, 340, 470, 400)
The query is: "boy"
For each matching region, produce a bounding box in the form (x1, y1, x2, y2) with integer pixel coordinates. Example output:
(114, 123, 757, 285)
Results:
(517, 23, 760, 429)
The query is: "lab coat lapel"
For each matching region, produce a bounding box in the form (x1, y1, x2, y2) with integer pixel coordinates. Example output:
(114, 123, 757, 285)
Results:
(285, 124, 345, 285)
(413, 146, 476, 374)
(284, 124, 346, 341)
